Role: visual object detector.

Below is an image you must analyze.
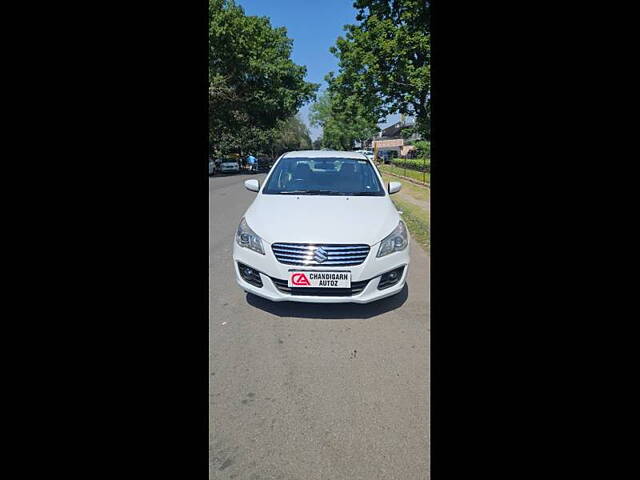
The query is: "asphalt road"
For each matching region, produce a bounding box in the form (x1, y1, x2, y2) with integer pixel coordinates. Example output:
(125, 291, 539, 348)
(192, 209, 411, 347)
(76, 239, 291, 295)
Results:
(209, 172, 430, 480)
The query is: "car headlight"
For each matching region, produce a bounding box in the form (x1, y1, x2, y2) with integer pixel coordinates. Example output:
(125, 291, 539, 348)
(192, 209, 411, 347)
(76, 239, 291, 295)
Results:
(376, 221, 408, 257)
(236, 218, 265, 255)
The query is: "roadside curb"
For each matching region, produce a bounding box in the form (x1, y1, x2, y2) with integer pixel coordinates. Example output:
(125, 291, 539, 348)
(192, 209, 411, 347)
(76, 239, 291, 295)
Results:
(379, 168, 430, 188)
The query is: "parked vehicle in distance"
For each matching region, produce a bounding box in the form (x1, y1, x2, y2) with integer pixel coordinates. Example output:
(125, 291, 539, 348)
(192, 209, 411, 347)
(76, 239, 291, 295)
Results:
(209, 158, 215, 176)
(354, 149, 374, 162)
(378, 151, 394, 164)
(219, 160, 240, 174)
(250, 158, 272, 173)
(233, 150, 409, 304)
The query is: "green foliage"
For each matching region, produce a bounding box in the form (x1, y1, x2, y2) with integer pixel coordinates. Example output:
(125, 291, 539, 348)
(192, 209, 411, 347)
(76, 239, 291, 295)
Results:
(213, 115, 312, 158)
(209, 0, 318, 153)
(413, 140, 430, 158)
(270, 115, 312, 155)
(392, 157, 430, 172)
(309, 90, 378, 150)
(329, 0, 430, 137)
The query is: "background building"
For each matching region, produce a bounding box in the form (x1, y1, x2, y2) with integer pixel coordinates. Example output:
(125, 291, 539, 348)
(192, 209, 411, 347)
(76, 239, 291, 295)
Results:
(369, 117, 421, 160)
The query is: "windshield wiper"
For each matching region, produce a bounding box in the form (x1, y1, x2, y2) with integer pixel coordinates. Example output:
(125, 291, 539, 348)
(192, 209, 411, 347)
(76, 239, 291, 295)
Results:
(277, 190, 346, 195)
(350, 191, 383, 196)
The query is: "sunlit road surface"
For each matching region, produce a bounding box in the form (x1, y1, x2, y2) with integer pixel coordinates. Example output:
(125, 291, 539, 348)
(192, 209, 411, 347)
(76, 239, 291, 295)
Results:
(209, 173, 430, 480)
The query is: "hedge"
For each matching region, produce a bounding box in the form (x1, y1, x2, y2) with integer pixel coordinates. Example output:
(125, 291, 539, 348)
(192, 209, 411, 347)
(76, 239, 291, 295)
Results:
(391, 157, 430, 172)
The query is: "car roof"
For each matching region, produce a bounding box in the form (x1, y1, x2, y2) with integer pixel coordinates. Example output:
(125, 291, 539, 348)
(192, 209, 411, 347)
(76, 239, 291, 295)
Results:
(281, 150, 368, 160)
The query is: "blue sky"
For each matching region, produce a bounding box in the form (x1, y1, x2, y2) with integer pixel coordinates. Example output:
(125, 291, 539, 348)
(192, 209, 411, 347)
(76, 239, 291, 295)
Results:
(236, 0, 399, 140)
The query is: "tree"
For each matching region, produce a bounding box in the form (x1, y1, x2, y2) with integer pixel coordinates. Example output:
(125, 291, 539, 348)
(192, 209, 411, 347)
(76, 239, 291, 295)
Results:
(329, 0, 430, 137)
(270, 115, 313, 156)
(413, 140, 430, 158)
(309, 90, 378, 150)
(209, 0, 318, 152)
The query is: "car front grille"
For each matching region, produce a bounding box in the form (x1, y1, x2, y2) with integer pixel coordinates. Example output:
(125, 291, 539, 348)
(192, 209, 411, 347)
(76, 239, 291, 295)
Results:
(270, 277, 370, 297)
(271, 243, 370, 267)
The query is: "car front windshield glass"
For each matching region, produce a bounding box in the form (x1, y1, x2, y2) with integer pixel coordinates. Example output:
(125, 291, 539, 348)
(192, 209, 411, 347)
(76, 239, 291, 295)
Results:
(262, 157, 385, 196)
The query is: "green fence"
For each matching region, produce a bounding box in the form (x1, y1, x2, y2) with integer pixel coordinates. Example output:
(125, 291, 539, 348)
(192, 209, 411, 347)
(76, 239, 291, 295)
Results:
(382, 157, 430, 184)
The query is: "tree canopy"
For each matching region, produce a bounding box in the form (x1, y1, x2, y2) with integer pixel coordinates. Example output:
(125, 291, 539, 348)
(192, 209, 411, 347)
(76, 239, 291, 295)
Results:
(209, 0, 318, 154)
(328, 0, 430, 138)
(309, 90, 379, 150)
(270, 115, 313, 156)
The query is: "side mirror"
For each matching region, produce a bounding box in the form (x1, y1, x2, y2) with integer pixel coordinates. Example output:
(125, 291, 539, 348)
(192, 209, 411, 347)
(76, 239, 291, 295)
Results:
(244, 179, 260, 192)
(388, 181, 402, 194)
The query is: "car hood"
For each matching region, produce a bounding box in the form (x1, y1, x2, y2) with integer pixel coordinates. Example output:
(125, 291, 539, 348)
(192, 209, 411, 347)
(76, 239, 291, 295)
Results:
(244, 194, 400, 246)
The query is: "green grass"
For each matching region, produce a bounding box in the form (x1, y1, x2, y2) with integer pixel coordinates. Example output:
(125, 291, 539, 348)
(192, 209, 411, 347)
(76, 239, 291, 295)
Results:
(391, 196, 430, 252)
(378, 163, 430, 184)
(378, 171, 430, 251)
(381, 173, 430, 203)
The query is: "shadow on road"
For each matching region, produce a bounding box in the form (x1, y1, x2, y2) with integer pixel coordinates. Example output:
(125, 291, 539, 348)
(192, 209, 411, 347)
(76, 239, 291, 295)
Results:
(245, 283, 409, 319)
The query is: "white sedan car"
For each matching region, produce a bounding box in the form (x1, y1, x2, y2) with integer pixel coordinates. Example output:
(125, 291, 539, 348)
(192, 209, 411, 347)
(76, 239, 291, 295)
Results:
(219, 160, 240, 174)
(233, 150, 409, 303)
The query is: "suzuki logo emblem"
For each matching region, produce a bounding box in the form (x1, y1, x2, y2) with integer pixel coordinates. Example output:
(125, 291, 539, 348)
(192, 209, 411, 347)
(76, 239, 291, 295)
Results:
(313, 247, 328, 263)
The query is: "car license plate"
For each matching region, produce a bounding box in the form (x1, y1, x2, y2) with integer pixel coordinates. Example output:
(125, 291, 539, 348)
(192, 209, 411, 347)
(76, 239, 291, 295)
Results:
(288, 271, 351, 288)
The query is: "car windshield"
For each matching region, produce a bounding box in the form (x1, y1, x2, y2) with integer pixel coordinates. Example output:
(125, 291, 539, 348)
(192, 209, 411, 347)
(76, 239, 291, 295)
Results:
(262, 157, 385, 196)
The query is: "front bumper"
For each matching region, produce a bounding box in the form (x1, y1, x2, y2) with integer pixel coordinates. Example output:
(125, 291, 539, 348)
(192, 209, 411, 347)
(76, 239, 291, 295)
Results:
(232, 239, 410, 304)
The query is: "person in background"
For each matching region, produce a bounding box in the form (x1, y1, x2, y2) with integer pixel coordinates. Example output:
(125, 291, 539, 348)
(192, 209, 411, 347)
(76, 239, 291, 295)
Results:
(246, 153, 257, 173)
